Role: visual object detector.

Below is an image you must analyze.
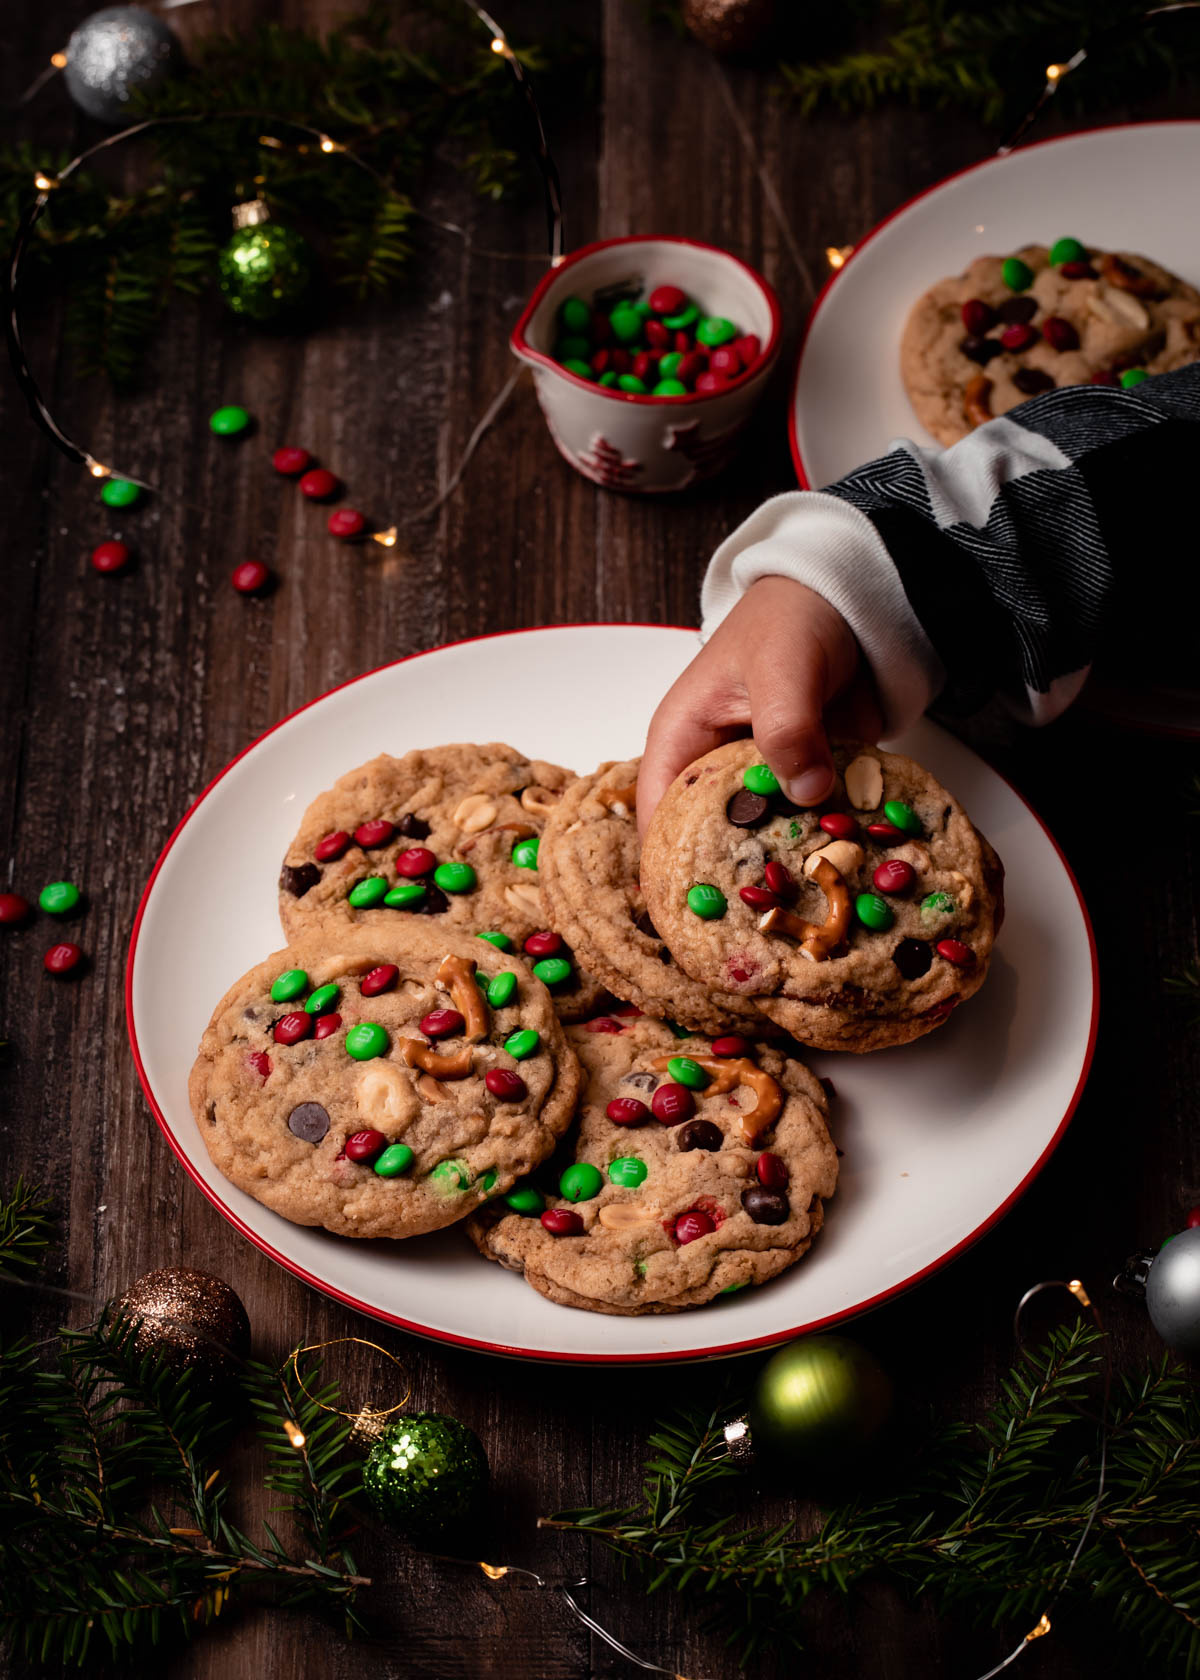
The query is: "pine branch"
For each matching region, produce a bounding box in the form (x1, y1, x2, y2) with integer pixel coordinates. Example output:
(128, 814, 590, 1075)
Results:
(0, 1176, 55, 1275)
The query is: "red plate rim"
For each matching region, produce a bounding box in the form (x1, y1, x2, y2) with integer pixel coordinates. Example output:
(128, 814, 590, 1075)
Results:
(126, 624, 1099, 1365)
(787, 117, 1200, 489)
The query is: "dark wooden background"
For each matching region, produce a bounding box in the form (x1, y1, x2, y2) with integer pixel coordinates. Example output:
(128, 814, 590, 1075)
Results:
(3, 3, 1197, 1676)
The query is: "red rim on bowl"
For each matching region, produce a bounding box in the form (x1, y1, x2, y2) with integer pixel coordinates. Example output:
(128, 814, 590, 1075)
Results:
(511, 235, 783, 405)
(788, 118, 1200, 488)
(126, 627, 1098, 1364)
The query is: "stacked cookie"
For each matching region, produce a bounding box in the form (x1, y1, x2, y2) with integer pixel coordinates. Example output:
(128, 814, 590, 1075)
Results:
(189, 736, 1001, 1316)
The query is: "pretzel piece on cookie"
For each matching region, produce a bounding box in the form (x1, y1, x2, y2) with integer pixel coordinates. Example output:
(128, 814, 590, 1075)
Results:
(758, 856, 852, 962)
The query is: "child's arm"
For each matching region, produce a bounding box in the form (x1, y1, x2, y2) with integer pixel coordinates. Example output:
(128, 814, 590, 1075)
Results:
(639, 363, 1200, 834)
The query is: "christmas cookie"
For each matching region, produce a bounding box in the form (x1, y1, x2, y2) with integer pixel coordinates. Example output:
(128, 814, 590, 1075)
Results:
(188, 924, 581, 1240)
(467, 1017, 837, 1314)
(640, 740, 1002, 1052)
(537, 757, 768, 1037)
(901, 240, 1200, 445)
(277, 744, 604, 1021)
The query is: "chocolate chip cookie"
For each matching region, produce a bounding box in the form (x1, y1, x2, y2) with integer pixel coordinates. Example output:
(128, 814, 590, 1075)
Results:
(277, 744, 603, 1020)
(640, 740, 1002, 1051)
(467, 1016, 837, 1314)
(189, 924, 581, 1240)
(537, 757, 768, 1036)
(901, 238, 1200, 445)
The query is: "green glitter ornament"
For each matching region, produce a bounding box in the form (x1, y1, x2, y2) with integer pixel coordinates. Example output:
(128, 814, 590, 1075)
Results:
(362, 1413, 489, 1545)
(217, 203, 314, 324)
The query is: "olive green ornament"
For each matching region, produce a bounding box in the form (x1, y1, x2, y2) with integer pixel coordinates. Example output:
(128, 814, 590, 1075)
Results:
(727, 1334, 893, 1479)
(217, 201, 314, 324)
(363, 1413, 489, 1544)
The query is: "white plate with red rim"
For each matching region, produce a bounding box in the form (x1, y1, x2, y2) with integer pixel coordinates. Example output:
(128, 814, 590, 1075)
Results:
(789, 120, 1200, 490)
(127, 625, 1097, 1364)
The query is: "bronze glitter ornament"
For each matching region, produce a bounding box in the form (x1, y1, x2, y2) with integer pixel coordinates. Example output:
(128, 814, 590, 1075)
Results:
(115, 1267, 250, 1389)
(681, 0, 776, 55)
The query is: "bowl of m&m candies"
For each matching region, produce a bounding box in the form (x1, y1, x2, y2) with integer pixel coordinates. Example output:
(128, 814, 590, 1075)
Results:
(511, 235, 781, 492)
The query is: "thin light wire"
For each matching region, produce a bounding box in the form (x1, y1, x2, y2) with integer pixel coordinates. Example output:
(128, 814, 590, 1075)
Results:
(287, 1337, 411, 1423)
(414, 369, 523, 520)
(969, 1277, 1111, 1680)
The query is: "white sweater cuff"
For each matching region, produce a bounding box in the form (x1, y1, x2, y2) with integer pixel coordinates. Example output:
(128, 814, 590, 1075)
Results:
(700, 492, 946, 738)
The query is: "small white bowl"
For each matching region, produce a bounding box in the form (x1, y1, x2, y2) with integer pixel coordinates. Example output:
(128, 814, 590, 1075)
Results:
(511, 235, 781, 493)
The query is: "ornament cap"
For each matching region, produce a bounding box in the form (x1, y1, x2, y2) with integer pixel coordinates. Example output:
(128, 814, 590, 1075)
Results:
(348, 1405, 392, 1447)
(232, 198, 270, 229)
(723, 1415, 754, 1466)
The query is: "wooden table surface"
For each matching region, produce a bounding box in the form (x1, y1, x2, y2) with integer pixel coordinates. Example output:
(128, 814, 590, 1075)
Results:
(3, 4, 1197, 1676)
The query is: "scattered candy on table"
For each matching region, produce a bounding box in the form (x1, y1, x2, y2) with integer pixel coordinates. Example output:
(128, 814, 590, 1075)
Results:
(231, 560, 272, 595)
(550, 285, 760, 395)
(39, 881, 81, 915)
(91, 540, 131, 575)
(0, 893, 31, 926)
(272, 445, 312, 475)
(209, 405, 251, 437)
(328, 508, 366, 538)
(44, 941, 83, 976)
(298, 468, 340, 500)
(100, 478, 142, 508)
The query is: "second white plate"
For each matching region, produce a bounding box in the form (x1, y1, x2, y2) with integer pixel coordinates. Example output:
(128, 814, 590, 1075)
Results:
(127, 626, 1097, 1363)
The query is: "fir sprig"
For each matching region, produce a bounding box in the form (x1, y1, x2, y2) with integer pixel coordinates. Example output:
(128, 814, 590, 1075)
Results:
(0, 1176, 55, 1275)
(545, 1319, 1200, 1672)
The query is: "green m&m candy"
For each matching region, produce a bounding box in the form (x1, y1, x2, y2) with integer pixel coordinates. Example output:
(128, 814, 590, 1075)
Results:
(434, 861, 476, 893)
(270, 968, 308, 1003)
(633, 300, 652, 319)
(100, 478, 141, 508)
(559, 1162, 603, 1202)
(384, 883, 427, 909)
(38, 881, 81, 915)
(1120, 368, 1149, 389)
(696, 315, 735, 347)
(882, 799, 921, 835)
(373, 1143, 415, 1177)
(659, 351, 683, 377)
(1001, 256, 1034, 292)
(506, 1185, 544, 1215)
(743, 763, 780, 796)
(652, 379, 688, 396)
(687, 883, 727, 920)
(348, 876, 389, 908)
(1049, 236, 1087, 267)
(561, 359, 593, 379)
(609, 304, 643, 344)
(345, 1022, 389, 1060)
(532, 956, 572, 987)
(720, 1281, 748, 1294)
(512, 837, 540, 870)
(477, 931, 513, 952)
(855, 892, 894, 932)
(304, 982, 340, 1014)
(663, 302, 699, 330)
(616, 374, 647, 395)
(479, 1170, 497, 1193)
(505, 1028, 540, 1060)
(430, 1159, 471, 1192)
(486, 971, 518, 1009)
(920, 891, 956, 923)
(668, 1056, 711, 1090)
(555, 335, 590, 361)
(209, 404, 251, 436)
(608, 1156, 647, 1188)
(559, 296, 590, 333)
(598, 371, 619, 388)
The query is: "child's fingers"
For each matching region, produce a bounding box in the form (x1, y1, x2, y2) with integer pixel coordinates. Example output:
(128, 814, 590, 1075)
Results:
(744, 625, 837, 806)
(637, 667, 745, 838)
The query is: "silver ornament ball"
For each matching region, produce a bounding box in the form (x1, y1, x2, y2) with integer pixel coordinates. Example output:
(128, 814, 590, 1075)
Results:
(63, 6, 181, 125)
(1145, 1228, 1200, 1357)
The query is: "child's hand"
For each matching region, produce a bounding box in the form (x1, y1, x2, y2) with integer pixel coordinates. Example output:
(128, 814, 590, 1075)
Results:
(637, 577, 882, 838)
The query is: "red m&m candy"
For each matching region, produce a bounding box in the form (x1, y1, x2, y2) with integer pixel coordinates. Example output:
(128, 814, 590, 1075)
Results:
(820, 813, 858, 841)
(694, 371, 730, 393)
(866, 822, 907, 845)
(764, 861, 794, 896)
(1000, 323, 1039, 352)
(936, 938, 974, 967)
(328, 508, 365, 538)
(756, 1152, 789, 1188)
(313, 1013, 342, 1039)
(731, 334, 760, 366)
(709, 345, 741, 377)
(273, 446, 312, 476)
(0, 893, 31, 926)
(344, 1129, 386, 1163)
(356, 819, 396, 849)
(486, 1068, 527, 1102)
(652, 1083, 695, 1124)
(361, 964, 399, 997)
(645, 319, 670, 349)
(739, 884, 776, 910)
(396, 845, 435, 876)
(541, 1208, 584, 1236)
(231, 560, 271, 595)
(673, 1209, 715, 1245)
(91, 540, 130, 575)
(44, 942, 82, 975)
(299, 468, 340, 500)
(711, 1035, 750, 1058)
(873, 859, 915, 894)
(314, 830, 351, 862)
(247, 1050, 271, 1081)
(649, 284, 687, 316)
(606, 1097, 649, 1126)
(524, 931, 563, 958)
(420, 1008, 464, 1038)
(274, 1012, 312, 1045)
(960, 298, 996, 335)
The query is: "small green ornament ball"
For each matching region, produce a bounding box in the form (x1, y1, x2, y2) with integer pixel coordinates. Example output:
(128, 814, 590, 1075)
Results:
(363, 1413, 489, 1544)
(217, 222, 314, 323)
(749, 1335, 893, 1478)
